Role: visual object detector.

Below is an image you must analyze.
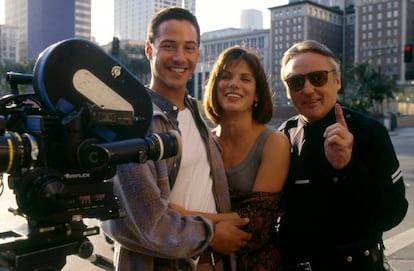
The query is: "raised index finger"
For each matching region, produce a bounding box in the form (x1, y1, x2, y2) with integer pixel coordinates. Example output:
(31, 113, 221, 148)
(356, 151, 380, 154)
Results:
(335, 103, 348, 129)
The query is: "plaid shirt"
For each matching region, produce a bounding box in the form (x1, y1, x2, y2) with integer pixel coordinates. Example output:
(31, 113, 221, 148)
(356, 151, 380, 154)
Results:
(101, 88, 231, 271)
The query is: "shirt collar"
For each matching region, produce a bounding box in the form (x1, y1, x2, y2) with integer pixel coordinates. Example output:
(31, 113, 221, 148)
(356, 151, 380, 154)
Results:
(147, 88, 180, 119)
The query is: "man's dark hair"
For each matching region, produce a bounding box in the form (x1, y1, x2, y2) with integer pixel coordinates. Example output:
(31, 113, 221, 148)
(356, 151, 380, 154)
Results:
(147, 7, 201, 46)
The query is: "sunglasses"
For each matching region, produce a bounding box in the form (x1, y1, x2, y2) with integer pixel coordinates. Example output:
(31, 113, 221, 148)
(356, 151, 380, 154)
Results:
(284, 69, 336, 92)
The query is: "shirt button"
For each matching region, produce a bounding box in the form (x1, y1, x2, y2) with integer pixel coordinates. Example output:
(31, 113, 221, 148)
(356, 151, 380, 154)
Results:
(172, 105, 178, 111)
(364, 250, 370, 256)
(346, 256, 353, 262)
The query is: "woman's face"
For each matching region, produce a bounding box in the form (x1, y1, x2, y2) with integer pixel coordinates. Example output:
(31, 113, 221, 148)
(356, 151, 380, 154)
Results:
(217, 60, 257, 118)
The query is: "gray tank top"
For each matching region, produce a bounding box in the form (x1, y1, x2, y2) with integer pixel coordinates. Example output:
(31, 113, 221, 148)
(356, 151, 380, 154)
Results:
(226, 127, 274, 193)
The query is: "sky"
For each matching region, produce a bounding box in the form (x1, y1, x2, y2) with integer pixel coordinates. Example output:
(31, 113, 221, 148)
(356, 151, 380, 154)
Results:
(0, 0, 288, 45)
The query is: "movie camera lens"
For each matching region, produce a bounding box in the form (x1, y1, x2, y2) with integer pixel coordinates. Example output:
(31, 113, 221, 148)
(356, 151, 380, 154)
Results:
(0, 131, 38, 174)
(79, 130, 182, 170)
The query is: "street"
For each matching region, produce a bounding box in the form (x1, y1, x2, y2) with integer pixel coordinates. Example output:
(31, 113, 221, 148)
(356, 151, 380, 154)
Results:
(383, 127, 414, 270)
(0, 127, 413, 270)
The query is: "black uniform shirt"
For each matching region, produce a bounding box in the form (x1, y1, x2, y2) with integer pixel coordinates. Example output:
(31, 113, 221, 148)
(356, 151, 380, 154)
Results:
(278, 106, 408, 263)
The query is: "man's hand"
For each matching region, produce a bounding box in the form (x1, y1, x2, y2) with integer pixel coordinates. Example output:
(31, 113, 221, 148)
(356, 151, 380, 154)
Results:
(323, 103, 354, 169)
(168, 202, 188, 215)
(209, 218, 252, 254)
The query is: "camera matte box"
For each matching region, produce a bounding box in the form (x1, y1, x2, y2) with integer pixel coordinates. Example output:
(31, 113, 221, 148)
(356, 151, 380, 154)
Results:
(33, 38, 152, 140)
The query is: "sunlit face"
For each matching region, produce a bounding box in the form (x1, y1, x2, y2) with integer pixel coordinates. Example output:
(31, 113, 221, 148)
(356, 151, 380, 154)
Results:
(217, 60, 257, 118)
(282, 52, 341, 123)
(145, 19, 199, 93)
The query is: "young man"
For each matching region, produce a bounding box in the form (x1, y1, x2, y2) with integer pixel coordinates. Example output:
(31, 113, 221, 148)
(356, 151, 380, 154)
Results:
(101, 7, 251, 271)
(278, 40, 408, 271)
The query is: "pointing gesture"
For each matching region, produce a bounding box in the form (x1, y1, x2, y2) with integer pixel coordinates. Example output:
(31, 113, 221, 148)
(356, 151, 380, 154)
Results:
(323, 103, 354, 169)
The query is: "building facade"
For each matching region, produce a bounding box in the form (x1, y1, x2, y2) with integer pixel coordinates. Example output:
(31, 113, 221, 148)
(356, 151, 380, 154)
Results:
(114, 0, 196, 42)
(5, 0, 27, 61)
(0, 24, 18, 63)
(240, 9, 263, 30)
(5, 0, 91, 62)
(354, 0, 414, 83)
(268, 0, 414, 104)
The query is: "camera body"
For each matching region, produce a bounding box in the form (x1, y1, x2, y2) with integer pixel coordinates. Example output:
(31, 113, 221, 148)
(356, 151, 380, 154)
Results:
(1, 101, 122, 226)
(0, 39, 180, 270)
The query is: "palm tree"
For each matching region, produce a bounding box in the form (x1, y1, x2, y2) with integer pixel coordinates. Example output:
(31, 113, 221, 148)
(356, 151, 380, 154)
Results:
(346, 62, 397, 116)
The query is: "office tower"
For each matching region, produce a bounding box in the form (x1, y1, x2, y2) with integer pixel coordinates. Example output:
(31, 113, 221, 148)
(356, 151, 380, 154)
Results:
(0, 24, 18, 66)
(269, 0, 413, 104)
(114, 0, 196, 42)
(5, 0, 91, 61)
(289, 0, 352, 9)
(5, 0, 27, 61)
(240, 9, 263, 30)
(354, 0, 414, 82)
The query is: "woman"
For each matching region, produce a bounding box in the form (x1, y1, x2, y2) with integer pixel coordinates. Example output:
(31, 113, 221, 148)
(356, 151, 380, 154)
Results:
(205, 45, 291, 270)
(171, 46, 290, 270)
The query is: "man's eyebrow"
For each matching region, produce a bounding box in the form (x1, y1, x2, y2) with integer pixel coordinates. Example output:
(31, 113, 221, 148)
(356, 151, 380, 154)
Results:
(184, 40, 198, 45)
(158, 39, 197, 45)
(159, 39, 175, 44)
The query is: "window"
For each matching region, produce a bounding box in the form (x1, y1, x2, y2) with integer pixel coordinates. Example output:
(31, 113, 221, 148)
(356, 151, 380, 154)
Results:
(377, 13, 382, 20)
(393, 19, 398, 27)
(393, 10, 398, 18)
(393, 1, 399, 8)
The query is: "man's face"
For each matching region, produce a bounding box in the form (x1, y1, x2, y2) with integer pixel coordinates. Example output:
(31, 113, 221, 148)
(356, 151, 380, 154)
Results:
(282, 52, 341, 123)
(145, 19, 199, 92)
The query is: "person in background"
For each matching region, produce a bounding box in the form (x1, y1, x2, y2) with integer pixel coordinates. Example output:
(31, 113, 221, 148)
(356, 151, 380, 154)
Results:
(172, 46, 290, 270)
(101, 7, 251, 271)
(278, 39, 408, 271)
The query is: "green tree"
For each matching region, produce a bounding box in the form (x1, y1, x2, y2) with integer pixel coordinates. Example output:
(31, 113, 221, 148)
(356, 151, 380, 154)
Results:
(345, 62, 398, 116)
(111, 37, 120, 57)
(108, 40, 150, 83)
(118, 43, 150, 83)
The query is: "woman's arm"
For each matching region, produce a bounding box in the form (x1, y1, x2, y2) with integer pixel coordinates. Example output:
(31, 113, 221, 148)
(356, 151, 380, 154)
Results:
(252, 131, 290, 192)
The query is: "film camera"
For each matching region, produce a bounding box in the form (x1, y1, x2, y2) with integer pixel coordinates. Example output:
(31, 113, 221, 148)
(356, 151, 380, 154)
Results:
(0, 39, 181, 270)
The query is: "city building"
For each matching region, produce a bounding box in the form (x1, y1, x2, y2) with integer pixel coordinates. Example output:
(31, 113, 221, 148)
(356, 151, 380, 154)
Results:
(290, 0, 347, 9)
(4, 0, 28, 61)
(240, 9, 263, 30)
(114, 0, 196, 42)
(0, 24, 18, 63)
(5, 0, 91, 62)
(354, 0, 414, 83)
(3, 0, 412, 103)
(268, 0, 414, 104)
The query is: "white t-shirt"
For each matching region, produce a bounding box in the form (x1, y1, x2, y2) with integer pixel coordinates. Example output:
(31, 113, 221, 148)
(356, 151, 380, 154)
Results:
(168, 108, 217, 213)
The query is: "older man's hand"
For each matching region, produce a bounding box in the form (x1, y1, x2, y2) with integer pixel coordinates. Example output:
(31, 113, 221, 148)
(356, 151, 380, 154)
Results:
(323, 103, 354, 169)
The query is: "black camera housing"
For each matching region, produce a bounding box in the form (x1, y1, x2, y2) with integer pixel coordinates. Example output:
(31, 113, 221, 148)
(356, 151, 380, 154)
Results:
(0, 39, 180, 270)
